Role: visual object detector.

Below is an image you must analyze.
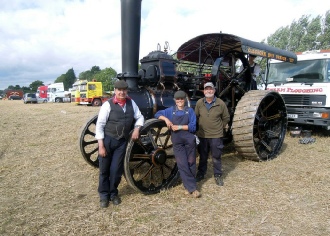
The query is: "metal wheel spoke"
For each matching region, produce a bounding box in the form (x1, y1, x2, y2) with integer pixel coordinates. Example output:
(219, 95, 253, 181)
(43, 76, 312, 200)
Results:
(164, 154, 175, 159)
(260, 140, 272, 152)
(261, 98, 276, 113)
(131, 160, 148, 170)
(266, 130, 279, 138)
(160, 166, 165, 180)
(132, 154, 151, 160)
(83, 139, 98, 146)
(87, 147, 98, 155)
(162, 132, 171, 148)
(151, 127, 162, 143)
(234, 84, 246, 94)
(163, 162, 175, 171)
(85, 129, 95, 136)
(266, 113, 281, 120)
(140, 164, 155, 181)
(219, 68, 231, 80)
(148, 131, 158, 149)
(134, 139, 148, 153)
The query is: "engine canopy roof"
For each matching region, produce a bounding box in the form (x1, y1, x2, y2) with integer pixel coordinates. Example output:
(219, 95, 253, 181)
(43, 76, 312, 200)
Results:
(176, 33, 297, 64)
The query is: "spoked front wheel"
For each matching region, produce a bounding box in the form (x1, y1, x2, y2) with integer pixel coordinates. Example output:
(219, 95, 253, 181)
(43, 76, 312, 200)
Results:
(124, 118, 179, 194)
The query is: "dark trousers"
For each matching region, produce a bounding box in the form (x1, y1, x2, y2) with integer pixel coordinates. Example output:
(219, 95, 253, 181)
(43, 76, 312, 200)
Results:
(197, 137, 224, 176)
(172, 132, 197, 193)
(98, 135, 127, 200)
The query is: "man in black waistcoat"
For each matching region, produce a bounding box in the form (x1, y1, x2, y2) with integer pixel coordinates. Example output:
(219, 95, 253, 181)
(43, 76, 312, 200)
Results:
(95, 80, 144, 208)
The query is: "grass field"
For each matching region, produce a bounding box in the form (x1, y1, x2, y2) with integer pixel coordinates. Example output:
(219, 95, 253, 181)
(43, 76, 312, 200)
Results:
(0, 100, 329, 235)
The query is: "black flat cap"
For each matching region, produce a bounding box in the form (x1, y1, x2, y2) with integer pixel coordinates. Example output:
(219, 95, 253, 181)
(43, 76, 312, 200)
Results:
(174, 90, 186, 99)
(114, 80, 128, 89)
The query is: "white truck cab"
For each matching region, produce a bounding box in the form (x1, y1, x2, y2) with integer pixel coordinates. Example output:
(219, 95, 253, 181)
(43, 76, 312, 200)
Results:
(266, 50, 330, 129)
(47, 83, 70, 103)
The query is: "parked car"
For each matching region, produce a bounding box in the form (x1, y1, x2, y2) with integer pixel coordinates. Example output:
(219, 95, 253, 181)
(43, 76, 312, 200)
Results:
(23, 93, 38, 104)
(37, 97, 48, 103)
(8, 95, 22, 100)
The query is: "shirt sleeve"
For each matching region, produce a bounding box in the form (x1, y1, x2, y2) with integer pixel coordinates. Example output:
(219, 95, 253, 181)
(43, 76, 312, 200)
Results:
(154, 107, 173, 121)
(221, 103, 231, 127)
(95, 101, 111, 140)
(132, 100, 144, 127)
(254, 64, 261, 77)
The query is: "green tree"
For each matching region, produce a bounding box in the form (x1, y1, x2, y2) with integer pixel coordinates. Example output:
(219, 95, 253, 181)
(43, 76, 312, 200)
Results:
(302, 15, 322, 50)
(91, 66, 101, 74)
(79, 71, 93, 81)
(55, 68, 76, 90)
(29, 80, 44, 92)
(319, 10, 330, 49)
(22, 86, 32, 94)
(55, 74, 65, 83)
(79, 66, 101, 81)
(93, 67, 117, 92)
(266, 26, 291, 50)
(64, 68, 76, 90)
(289, 15, 310, 52)
(266, 13, 329, 52)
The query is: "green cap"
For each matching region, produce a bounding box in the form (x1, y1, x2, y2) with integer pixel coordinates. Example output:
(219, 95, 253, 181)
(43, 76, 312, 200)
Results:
(174, 90, 186, 99)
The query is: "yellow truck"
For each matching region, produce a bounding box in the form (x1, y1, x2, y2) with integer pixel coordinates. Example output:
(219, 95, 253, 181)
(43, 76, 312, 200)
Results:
(71, 80, 87, 104)
(78, 80, 112, 106)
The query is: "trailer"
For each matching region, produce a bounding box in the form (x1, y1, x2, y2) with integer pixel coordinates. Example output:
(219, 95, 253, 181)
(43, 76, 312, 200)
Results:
(5, 90, 23, 100)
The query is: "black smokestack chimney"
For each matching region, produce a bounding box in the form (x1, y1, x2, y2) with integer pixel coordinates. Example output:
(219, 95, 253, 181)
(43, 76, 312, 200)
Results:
(120, 0, 142, 90)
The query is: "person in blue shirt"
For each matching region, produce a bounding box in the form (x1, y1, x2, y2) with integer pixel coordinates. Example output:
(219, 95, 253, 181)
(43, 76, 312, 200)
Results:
(154, 90, 200, 198)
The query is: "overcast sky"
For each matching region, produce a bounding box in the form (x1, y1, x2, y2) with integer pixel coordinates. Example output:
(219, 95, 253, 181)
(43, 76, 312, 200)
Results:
(1, 0, 329, 90)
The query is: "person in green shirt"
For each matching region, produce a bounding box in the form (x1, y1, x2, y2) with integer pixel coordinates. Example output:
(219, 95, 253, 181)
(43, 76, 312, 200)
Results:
(194, 82, 230, 186)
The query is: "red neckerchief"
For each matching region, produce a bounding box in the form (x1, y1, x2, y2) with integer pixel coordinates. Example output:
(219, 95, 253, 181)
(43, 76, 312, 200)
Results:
(113, 95, 131, 107)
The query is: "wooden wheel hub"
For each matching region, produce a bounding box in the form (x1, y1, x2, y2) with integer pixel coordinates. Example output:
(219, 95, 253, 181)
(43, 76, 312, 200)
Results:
(151, 149, 167, 166)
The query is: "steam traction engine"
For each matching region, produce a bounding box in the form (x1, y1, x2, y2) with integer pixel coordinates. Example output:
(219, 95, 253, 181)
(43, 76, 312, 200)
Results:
(79, 0, 297, 194)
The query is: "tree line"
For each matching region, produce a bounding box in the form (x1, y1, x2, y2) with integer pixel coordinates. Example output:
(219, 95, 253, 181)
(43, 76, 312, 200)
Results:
(266, 11, 330, 51)
(1, 66, 118, 95)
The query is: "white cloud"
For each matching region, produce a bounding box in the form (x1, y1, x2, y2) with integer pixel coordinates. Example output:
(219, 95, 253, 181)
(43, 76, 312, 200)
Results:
(0, 0, 329, 90)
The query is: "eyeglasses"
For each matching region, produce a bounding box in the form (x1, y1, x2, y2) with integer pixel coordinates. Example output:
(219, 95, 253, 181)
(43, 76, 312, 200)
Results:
(175, 98, 185, 100)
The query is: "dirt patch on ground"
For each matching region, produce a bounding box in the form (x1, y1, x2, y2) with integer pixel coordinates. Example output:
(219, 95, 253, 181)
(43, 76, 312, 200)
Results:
(0, 100, 329, 235)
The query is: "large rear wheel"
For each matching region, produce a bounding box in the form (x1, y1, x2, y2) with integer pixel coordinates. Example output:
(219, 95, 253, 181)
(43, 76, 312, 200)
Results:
(124, 119, 179, 194)
(232, 90, 287, 161)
